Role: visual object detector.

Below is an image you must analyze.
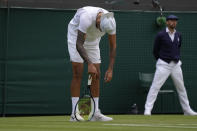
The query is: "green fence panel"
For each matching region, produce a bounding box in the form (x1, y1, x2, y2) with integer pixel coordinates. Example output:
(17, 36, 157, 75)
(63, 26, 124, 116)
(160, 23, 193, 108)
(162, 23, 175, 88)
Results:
(4, 8, 74, 114)
(0, 8, 7, 115)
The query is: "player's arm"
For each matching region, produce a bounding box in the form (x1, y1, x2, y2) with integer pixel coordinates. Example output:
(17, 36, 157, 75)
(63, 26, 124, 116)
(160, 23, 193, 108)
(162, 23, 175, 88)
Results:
(76, 13, 91, 64)
(76, 14, 97, 76)
(104, 34, 116, 82)
(76, 30, 97, 76)
(76, 30, 90, 63)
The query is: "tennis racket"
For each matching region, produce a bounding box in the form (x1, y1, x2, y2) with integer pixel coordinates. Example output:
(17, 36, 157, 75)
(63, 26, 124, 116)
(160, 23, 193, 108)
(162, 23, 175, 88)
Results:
(74, 75, 95, 121)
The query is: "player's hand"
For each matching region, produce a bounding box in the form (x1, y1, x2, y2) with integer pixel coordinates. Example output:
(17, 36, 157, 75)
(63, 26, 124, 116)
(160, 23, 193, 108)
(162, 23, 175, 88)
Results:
(88, 63, 98, 78)
(104, 69, 113, 82)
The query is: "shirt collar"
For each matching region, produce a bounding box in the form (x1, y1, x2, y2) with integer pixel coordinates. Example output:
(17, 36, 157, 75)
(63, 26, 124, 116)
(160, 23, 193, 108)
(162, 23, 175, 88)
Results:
(166, 27, 176, 34)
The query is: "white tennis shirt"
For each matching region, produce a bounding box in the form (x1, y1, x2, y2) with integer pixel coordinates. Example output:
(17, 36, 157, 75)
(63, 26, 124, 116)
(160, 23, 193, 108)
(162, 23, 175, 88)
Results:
(68, 6, 115, 47)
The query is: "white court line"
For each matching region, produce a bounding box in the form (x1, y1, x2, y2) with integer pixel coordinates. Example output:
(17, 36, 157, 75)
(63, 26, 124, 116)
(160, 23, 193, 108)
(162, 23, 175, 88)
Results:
(104, 124, 197, 129)
(177, 124, 197, 126)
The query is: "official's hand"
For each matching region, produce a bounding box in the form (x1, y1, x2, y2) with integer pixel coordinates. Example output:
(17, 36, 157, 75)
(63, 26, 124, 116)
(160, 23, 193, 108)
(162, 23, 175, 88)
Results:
(104, 69, 113, 82)
(88, 63, 98, 78)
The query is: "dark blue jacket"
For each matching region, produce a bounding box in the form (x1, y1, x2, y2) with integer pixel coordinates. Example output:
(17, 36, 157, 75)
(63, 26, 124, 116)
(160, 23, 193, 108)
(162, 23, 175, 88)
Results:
(153, 29, 182, 63)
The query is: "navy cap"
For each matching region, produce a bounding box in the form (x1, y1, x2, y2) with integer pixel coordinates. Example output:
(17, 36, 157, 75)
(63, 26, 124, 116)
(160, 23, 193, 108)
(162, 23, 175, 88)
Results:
(166, 15, 178, 21)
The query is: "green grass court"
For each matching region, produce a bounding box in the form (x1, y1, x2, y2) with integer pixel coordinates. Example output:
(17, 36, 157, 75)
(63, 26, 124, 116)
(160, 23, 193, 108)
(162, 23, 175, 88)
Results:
(0, 115, 197, 131)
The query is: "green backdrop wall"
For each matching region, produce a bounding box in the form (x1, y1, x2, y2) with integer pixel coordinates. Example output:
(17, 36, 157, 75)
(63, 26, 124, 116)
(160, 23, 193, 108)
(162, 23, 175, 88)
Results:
(0, 7, 197, 115)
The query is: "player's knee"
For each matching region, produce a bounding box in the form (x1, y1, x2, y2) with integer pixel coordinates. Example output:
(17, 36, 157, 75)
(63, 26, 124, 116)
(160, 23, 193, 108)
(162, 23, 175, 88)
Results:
(72, 64, 83, 80)
(96, 71, 101, 80)
(72, 71, 83, 80)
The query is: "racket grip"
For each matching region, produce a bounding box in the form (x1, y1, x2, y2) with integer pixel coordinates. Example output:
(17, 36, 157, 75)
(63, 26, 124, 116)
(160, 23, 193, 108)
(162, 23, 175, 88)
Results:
(88, 74, 92, 86)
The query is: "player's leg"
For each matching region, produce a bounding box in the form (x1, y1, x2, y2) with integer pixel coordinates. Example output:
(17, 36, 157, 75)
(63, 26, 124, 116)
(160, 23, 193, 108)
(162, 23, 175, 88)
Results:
(171, 61, 197, 115)
(70, 62, 85, 121)
(90, 63, 113, 121)
(90, 63, 100, 111)
(85, 46, 101, 103)
(67, 37, 84, 121)
(144, 59, 171, 115)
(85, 46, 113, 121)
(70, 62, 84, 106)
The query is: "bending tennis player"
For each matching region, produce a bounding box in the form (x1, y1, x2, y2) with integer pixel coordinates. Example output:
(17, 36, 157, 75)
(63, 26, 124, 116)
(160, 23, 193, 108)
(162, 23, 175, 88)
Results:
(67, 6, 116, 121)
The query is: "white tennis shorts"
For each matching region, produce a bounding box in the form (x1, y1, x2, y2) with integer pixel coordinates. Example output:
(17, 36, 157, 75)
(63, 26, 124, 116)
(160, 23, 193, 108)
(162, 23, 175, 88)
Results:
(67, 43, 101, 63)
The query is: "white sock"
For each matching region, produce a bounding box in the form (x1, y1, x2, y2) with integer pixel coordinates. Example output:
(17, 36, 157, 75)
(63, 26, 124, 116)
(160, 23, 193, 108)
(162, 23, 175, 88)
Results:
(71, 97, 79, 115)
(93, 97, 99, 112)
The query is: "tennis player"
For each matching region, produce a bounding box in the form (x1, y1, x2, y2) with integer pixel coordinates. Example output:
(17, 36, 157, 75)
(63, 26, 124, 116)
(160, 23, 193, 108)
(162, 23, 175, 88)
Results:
(144, 15, 197, 116)
(67, 6, 116, 121)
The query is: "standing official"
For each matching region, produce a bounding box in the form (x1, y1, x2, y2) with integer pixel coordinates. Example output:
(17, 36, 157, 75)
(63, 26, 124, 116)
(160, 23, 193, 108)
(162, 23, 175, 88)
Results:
(67, 6, 116, 121)
(144, 15, 197, 115)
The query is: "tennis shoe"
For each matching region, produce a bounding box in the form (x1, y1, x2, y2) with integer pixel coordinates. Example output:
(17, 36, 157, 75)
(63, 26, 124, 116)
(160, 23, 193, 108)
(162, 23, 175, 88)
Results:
(90, 110, 113, 121)
(70, 113, 84, 122)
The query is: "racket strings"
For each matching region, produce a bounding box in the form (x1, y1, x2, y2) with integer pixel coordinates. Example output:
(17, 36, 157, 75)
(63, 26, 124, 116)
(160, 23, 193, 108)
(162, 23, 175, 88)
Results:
(76, 96, 94, 121)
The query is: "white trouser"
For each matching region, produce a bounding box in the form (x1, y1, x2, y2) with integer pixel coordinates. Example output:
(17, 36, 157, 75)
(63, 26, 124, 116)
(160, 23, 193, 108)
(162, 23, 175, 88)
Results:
(145, 59, 192, 113)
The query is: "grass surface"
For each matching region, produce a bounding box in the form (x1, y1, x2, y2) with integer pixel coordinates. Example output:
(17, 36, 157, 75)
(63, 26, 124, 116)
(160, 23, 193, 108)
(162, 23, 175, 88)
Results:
(0, 115, 197, 131)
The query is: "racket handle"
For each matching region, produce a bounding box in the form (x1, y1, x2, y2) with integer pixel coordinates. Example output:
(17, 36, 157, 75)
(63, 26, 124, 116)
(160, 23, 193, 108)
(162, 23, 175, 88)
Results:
(88, 74, 92, 86)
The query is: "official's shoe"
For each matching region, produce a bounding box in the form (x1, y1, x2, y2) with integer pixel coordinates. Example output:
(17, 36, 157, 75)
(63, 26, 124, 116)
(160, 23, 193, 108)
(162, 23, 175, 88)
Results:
(144, 110, 151, 115)
(90, 110, 113, 121)
(69, 113, 84, 122)
(184, 110, 197, 116)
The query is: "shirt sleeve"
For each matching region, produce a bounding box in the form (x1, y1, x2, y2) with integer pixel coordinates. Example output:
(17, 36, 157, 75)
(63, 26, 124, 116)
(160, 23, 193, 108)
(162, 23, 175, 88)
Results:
(108, 28, 116, 35)
(153, 33, 161, 60)
(107, 18, 116, 35)
(78, 13, 92, 33)
(179, 33, 182, 47)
